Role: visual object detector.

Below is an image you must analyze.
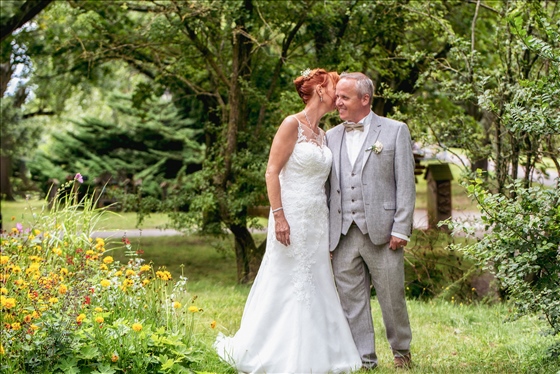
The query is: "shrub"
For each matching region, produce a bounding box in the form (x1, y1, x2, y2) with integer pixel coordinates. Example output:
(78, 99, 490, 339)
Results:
(0, 178, 207, 373)
(447, 177, 560, 337)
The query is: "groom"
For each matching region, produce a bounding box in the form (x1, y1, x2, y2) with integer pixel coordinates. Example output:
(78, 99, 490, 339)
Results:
(326, 72, 415, 370)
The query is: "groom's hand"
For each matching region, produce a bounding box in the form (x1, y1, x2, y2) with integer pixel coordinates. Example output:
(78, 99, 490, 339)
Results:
(389, 236, 407, 251)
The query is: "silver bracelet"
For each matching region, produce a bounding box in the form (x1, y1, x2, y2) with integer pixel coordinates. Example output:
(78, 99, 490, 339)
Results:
(272, 207, 283, 213)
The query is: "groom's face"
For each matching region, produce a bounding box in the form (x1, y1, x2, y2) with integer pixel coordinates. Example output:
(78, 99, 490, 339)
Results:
(335, 78, 368, 122)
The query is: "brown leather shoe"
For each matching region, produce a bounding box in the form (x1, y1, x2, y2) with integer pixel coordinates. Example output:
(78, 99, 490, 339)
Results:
(394, 352, 412, 369)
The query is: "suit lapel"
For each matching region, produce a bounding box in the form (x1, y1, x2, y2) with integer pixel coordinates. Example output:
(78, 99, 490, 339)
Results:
(330, 126, 345, 182)
(361, 113, 381, 172)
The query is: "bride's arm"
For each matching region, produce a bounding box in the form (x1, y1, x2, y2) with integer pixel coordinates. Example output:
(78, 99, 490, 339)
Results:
(265, 116, 298, 246)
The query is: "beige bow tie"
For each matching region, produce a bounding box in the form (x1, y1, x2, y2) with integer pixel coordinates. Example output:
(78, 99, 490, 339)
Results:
(343, 121, 364, 132)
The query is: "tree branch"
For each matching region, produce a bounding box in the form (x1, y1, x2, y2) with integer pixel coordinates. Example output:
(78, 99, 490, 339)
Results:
(22, 109, 55, 119)
(0, 0, 53, 42)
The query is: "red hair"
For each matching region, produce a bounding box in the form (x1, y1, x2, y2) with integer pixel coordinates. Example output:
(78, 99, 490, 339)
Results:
(294, 68, 340, 104)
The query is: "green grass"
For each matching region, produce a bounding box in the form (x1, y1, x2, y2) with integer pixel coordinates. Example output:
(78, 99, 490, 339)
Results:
(106, 235, 559, 374)
(1, 198, 170, 231)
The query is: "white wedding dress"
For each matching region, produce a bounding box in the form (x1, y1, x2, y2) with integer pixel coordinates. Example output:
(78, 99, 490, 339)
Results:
(215, 119, 361, 374)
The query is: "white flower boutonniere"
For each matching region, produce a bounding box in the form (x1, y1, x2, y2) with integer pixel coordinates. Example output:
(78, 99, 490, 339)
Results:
(366, 140, 384, 154)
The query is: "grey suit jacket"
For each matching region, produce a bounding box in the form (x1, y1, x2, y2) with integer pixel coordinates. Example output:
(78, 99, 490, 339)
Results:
(326, 112, 416, 251)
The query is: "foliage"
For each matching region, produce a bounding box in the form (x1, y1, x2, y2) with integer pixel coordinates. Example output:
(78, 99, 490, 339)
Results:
(29, 93, 204, 201)
(413, 1, 560, 189)
(0, 180, 209, 373)
(447, 176, 560, 337)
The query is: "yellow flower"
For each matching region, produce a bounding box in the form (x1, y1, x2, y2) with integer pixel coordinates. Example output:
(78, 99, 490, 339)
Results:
(35, 245, 42, 251)
(140, 265, 151, 272)
(23, 314, 32, 323)
(95, 316, 104, 324)
(32, 311, 40, 319)
(132, 323, 142, 332)
(0, 256, 9, 265)
(86, 250, 95, 256)
(11, 266, 21, 274)
(156, 270, 172, 281)
(111, 354, 119, 362)
(53, 247, 62, 256)
(76, 314, 86, 323)
(94, 307, 103, 313)
(33, 229, 41, 236)
(26, 263, 41, 274)
(99, 264, 108, 271)
(30, 324, 39, 331)
(100, 279, 111, 287)
(103, 256, 113, 264)
(59, 284, 68, 294)
(210, 320, 217, 329)
(0, 344, 4, 355)
(11, 228, 18, 234)
(0, 288, 7, 295)
(125, 269, 136, 277)
(49, 297, 59, 305)
(115, 271, 122, 277)
(142, 279, 150, 286)
(0, 297, 16, 309)
(173, 301, 181, 309)
(12, 322, 21, 330)
(187, 306, 200, 313)
(60, 268, 69, 276)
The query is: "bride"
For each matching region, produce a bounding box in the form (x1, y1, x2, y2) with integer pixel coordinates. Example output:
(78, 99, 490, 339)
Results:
(214, 68, 361, 373)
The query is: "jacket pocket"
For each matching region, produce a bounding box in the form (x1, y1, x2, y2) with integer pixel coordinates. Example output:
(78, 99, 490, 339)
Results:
(383, 202, 396, 210)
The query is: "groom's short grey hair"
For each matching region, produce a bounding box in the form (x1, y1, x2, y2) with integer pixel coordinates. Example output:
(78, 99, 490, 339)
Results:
(340, 72, 374, 105)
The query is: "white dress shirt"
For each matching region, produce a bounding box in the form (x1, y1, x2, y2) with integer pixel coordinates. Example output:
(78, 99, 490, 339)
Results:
(344, 113, 371, 168)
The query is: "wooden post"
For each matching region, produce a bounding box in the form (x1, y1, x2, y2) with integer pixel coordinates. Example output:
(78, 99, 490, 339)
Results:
(424, 164, 453, 231)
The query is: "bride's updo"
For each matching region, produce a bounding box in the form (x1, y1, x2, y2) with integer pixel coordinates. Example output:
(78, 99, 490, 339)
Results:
(294, 68, 340, 104)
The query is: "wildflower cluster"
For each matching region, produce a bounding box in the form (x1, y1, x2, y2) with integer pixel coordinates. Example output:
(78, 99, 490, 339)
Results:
(0, 185, 207, 373)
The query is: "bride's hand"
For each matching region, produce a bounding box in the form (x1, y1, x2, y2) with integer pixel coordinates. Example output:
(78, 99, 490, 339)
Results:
(274, 213, 291, 246)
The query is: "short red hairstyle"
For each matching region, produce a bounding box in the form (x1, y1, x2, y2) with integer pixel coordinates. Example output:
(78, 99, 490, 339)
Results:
(294, 68, 340, 104)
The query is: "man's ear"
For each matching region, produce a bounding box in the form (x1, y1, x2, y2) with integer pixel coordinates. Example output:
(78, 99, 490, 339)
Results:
(361, 94, 371, 106)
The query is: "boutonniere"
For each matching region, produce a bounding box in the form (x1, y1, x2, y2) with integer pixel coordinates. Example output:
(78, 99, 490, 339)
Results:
(366, 140, 383, 154)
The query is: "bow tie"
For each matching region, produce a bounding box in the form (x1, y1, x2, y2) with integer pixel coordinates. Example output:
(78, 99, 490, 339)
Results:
(343, 121, 364, 132)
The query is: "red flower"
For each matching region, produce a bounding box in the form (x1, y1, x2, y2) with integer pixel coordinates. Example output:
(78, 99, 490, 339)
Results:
(84, 296, 91, 305)
(136, 249, 144, 255)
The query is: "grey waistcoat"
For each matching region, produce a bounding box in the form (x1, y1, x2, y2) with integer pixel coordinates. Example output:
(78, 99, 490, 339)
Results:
(341, 133, 369, 235)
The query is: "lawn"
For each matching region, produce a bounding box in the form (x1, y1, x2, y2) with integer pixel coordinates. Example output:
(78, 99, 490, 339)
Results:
(1, 199, 171, 231)
(106, 235, 559, 374)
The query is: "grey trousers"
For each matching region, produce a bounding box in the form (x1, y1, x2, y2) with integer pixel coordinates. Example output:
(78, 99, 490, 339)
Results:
(332, 225, 412, 367)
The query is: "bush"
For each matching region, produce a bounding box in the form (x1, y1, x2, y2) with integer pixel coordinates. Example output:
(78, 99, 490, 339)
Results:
(447, 177, 560, 336)
(0, 178, 209, 373)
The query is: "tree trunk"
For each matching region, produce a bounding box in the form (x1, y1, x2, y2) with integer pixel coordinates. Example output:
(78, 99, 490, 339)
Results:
(0, 0, 54, 42)
(229, 223, 265, 284)
(0, 156, 15, 200)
